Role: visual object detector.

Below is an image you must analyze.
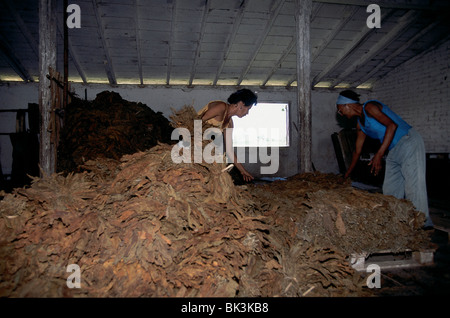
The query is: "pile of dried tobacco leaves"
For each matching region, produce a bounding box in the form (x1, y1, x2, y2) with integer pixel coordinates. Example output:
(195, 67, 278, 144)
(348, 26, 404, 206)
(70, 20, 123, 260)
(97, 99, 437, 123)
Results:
(57, 91, 175, 173)
(0, 106, 431, 297)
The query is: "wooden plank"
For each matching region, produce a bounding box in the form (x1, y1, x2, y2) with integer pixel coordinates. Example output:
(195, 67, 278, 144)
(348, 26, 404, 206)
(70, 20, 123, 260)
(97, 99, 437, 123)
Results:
(350, 249, 435, 272)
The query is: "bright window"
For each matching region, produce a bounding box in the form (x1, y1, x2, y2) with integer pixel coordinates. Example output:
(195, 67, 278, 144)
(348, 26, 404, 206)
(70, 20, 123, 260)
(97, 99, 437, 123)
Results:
(232, 102, 289, 147)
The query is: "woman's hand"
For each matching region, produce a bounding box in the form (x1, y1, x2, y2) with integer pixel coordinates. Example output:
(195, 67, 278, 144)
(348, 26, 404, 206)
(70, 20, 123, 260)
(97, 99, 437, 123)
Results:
(369, 153, 383, 176)
(239, 168, 254, 182)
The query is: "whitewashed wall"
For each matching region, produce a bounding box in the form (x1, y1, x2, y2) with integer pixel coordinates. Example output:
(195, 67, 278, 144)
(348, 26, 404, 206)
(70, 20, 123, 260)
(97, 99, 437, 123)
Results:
(0, 83, 347, 178)
(371, 39, 450, 153)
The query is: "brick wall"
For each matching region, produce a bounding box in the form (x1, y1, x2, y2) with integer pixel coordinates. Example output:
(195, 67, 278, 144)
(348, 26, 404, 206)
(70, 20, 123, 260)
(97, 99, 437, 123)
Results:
(371, 39, 450, 153)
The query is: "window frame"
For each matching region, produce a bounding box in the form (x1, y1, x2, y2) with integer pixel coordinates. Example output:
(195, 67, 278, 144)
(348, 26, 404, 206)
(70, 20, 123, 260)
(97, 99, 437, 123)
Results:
(231, 101, 290, 148)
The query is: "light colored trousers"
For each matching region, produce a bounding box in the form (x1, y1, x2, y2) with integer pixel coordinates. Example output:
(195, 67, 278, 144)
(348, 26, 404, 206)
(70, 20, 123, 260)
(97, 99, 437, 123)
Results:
(383, 128, 433, 227)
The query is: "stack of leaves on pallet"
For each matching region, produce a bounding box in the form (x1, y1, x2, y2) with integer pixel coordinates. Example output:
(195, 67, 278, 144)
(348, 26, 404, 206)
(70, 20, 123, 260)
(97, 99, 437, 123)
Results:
(248, 173, 432, 256)
(0, 106, 430, 297)
(57, 91, 175, 173)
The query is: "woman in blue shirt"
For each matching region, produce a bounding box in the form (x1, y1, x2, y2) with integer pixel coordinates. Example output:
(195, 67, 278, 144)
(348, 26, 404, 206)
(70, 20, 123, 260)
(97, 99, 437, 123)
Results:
(336, 90, 433, 228)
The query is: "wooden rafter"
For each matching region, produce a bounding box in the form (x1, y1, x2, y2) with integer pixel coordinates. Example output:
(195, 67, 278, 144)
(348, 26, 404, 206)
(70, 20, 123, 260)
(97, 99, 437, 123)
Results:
(372, 32, 450, 87)
(262, 38, 295, 86)
(188, 0, 210, 86)
(92, 0, 116, 85)
(55, 14, 87, 84)
(166, 0, 177, 85)
(213, 0, 248, 86)
(283, 2, 324, 87)
(1, 0, 449, 88)
(262, 2, 324, 86)
(236, 0, 286, 86)
(0, 33, 33, 82)
(313, 0, 448, 11)
(4, 0, 39, 58)
(66, 40, 87, 84)
(330, 9, 420, 87)
(311, 5, 358, 62)
(312, 8, 393, 86)
(135, 0, 143, 85)
(351, 20, 440, 88)
(1, 0, 35, 82)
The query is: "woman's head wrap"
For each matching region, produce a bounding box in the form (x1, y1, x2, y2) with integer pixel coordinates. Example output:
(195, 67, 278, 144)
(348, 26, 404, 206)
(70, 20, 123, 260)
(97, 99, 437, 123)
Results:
(336, 95, 358, 105)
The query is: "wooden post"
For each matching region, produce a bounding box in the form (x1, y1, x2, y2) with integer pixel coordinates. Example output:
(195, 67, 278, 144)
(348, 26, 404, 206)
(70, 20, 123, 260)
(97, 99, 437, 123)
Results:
(39, 0, 57, 176)
(296, 0, 313, 173)
(63, 0, 69, 109)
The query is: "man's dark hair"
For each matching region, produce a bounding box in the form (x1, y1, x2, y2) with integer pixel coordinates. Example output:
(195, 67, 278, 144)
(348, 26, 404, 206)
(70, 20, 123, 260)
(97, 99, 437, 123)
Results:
(228, 89, 258, 106)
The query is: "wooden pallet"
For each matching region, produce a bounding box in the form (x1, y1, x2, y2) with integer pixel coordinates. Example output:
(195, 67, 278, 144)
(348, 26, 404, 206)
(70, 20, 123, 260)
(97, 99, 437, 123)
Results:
(350, 248, 435, 272)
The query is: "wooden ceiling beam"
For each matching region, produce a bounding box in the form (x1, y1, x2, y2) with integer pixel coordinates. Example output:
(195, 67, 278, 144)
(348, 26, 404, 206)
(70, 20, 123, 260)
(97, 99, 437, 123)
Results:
(311, 5, 358, 62)
(331, 9, 420, 87)
(285, 4, 357, 86)
(0, 34, 33, 82)
(135, 0, 143, 85)
(4, 0, 39, 58)
(313, 0, 449, 11)
(262, 38, 295, 86)
(92, 0, 116, 85)
(213, 0, 248, 86)
(188, 0, 211, 86)
(351, 19, 440, 88)
(265, 2, 323, 87)
(312, 8, 393, 86)
(166, 0, 177, 85)
(55, 14, 87, 84)
(236, 0, 286, 86)
(372, 32, 450, 87)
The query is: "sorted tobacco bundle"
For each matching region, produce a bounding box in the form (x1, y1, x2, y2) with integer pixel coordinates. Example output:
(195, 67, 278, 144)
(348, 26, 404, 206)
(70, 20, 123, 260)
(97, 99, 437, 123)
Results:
(57, 91, 175, 173)
(248, 172, 431, 255)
